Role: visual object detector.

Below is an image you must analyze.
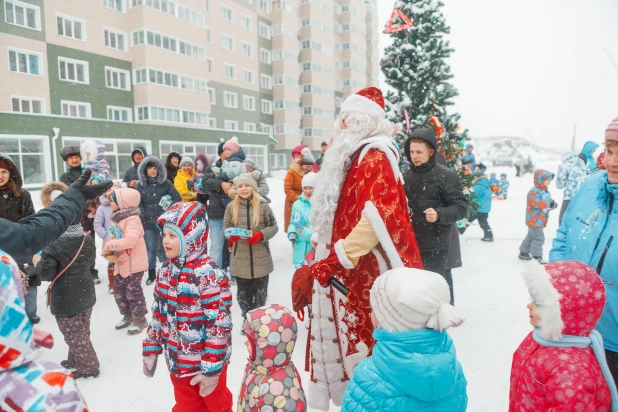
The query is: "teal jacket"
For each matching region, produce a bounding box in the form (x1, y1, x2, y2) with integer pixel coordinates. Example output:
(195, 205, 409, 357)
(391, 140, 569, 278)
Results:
(474, 176, 493, 214)
(287, 195, 313, 266)
(342, 328, 468, 412)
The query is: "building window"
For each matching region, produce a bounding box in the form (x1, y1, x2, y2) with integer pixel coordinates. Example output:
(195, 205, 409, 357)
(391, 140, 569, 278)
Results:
(221, 5, 234, 22)
(0, 135, 49, 186)
(223, 91, 238, 108)
(259, 123, 273, 135)
(224, 120, 239, 131)
(260, 74, 272, 90)
(58, 57, 89, 84)
(61, 100, 91, 118)
(244, 145, 267, 172)
(107, 105, 132, 122)
(205, 0, 212, 12)
(8, 48, 42, 76)
(104, 27, 127, 51)
(223, 64, 235, 79)
(240, 14, 252, 31)
(4, 0, 41, 31)
(242, 42, 253, 57)
(206, 27, 213, 43)
(221, 34, 235, 51)
(259, 48, 271, 64)
(259, 0, 271, 13)
(105, 67, 131, 91)
(103, 0, 125, 13)
(242, 69, 254, 84)
(208, 88, 216, 104)
(182, 110, 208, 125)
(56, 14, 85, 41)
(244, 122, 256, 132)
(243, 95, 256, 111)
(208, 118, 217, 129)
(206, 59, 214, 74)
(131, 29, 204, 61)
(261, 99, 272, 114)
(11, 96, 44, 114)
(258, 22, 271, 39)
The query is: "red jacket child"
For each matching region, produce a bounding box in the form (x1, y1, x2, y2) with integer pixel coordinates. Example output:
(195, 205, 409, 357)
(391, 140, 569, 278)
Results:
(509, 261, 616, 411)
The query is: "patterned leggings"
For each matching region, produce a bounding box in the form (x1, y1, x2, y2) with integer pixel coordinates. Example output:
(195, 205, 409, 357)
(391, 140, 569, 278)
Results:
(55, 308, 100, 374)
(114, 272, 148, 319)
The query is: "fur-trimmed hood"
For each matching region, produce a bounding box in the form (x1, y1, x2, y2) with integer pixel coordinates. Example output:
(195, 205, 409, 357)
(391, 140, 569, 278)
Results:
(80, 139, 105, 165)
(110, 207, 141, 223)
(60, 145, 81, 161)
(194, 152, 214, 174)
(522, 261, 606, 341)
(0, 153, 22, 190)
(41, 182, 68, 208)
(137, 156, 167, 186)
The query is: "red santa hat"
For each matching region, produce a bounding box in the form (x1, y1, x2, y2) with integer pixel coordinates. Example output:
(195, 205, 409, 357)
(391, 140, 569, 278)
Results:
(340, 87, 386, 119)
(522, 261, 606, 341)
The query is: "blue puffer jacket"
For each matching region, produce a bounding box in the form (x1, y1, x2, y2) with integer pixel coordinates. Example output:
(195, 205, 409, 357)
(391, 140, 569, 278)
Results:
(287, 195, 313, 267)
(474, 175, 492, 213)
(556, 153, 587, 200)
(525, 170, 556, 228)
(550, 171, 618, 352)
(342, 328, 467, 412)
(582, 141, 600, 173)
(461, 144, 476, 172)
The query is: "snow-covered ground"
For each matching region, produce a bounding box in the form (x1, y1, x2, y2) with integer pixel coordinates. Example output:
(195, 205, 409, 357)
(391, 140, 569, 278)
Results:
(31, 161, 565, 411)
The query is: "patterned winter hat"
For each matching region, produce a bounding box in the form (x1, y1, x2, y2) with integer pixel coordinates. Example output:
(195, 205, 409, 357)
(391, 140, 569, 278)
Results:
(605, 116, 618, 142)
(522, 261, 606, 341)
(157, 201, 208, 261)
(370, 268, 464, 332)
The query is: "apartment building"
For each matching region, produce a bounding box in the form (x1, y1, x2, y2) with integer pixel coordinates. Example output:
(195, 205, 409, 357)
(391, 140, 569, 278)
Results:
(0, 0, 379, 187)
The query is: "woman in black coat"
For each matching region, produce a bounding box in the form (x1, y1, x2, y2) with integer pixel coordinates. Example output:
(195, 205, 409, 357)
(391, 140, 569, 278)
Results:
(165, 151, 182, 184)
(403, 128, 468, 304)
(35, 219, 100, 379)
(0, 153, 39, 322)
(136, 156, 181, 284)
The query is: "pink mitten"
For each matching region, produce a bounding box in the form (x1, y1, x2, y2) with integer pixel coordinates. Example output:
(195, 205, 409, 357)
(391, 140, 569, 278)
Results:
(190, 373, 220, 397)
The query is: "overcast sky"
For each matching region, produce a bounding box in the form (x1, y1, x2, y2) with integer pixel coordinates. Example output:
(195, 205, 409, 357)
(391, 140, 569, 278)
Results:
(377, 0, 618, 150)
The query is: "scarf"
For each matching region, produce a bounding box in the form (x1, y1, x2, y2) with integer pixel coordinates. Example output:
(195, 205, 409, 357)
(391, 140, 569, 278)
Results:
(533, 328, 618, 411)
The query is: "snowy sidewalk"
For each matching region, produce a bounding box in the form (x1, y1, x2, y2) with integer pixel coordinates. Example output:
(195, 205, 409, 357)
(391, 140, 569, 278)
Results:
(33, 165, 562, 411)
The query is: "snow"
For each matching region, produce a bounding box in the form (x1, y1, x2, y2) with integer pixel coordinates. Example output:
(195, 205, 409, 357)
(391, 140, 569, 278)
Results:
(30, 162, 566, 411)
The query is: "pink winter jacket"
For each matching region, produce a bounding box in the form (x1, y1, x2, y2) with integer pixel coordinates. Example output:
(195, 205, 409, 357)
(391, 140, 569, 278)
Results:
(104, 188, 148, 277)
(509, 261, 611, 412)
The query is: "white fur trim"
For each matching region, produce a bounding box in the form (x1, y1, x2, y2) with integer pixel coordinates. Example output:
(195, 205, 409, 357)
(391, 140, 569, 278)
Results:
(522, 262, 564, 341)
(334, 239, 355, 270)
(362, 201, 405, 269)
(340, 94, 385, 119)
(354, 135, 403, 182)
(343, 341, 368, 377)
(371, 248, 388, 273)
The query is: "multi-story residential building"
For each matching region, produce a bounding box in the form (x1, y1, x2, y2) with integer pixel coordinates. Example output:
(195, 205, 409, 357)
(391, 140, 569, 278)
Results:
(0, 0, 378, 188)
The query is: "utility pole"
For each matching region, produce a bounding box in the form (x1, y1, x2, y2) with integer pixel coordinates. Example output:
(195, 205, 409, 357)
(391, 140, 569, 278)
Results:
(571, 124, 577, 152)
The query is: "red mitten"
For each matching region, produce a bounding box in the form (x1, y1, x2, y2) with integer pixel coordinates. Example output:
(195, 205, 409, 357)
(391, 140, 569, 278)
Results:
(310, 253, 342, 287)
(228, 236, 240, 244)
(291, 266, 313, 313)
(246, 232, 263, 245)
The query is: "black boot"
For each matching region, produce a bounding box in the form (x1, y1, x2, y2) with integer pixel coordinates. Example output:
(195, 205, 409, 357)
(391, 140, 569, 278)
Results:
(145, 268, 156, 286)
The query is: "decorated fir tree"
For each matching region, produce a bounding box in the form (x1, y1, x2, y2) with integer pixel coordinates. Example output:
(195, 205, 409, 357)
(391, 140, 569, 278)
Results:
(381, 0, 478, 216)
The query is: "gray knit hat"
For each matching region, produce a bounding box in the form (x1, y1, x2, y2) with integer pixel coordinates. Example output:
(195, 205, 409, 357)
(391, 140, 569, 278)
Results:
(244, 158, 256, 169)
(233, 171, 261, 193)
(179, 156, 194, 168)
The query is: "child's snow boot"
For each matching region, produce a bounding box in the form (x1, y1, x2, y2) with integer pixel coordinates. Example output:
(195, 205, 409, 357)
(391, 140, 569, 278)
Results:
(533, 256, 547, 265)
(73, 369, 100, 379)
(481, 236, 494, 242)
(145, 268, 156, 286)
(60, 360, 75, 370)
(518, 252, 532, 261)
(92, 268, 101, 285)
(115, 315, 132, 330)
(107, 265, 115, 294)
(128, 317, 148, 335)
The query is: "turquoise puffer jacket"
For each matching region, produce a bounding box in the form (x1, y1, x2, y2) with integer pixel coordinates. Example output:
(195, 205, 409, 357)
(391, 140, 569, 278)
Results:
(550, 171, 618, 352)
(342, 328, 468, 412)
(287, 195, 313, 267)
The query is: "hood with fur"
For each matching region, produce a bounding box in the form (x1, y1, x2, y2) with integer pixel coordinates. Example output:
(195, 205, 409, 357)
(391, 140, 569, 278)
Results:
(156, 201, 208, 262)
(195, 153, 214, 174)
(80, 139, 105, 164)
(41, 182, 67, 208)
(137, 156, 167, 186)
(0, 153, 22, 190)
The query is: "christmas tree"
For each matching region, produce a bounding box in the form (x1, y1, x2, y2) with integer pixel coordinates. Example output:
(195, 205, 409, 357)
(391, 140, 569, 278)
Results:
(381, 0, 478, 216)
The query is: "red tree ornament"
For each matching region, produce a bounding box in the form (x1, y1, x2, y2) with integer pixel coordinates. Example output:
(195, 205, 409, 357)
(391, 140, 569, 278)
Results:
(384, 8, 414, 34)
(429, 116, 446, 140)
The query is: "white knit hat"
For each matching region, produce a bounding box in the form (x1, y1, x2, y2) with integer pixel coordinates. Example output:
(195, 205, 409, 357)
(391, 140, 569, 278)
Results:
(302, 172, 317, 188)
(370, 268, 464, 332)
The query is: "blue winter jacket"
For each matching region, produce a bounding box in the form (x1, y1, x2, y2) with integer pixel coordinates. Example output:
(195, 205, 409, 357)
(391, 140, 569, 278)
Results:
(488, 173, 500, 189)
(582, 141, 600, 173)
(474, 175, 492, 213)
(460, 144, 476, 172)
(498, 176, 510, 197)
(341, 328, 467, 412)
(287, 195, 313, 267)
(526, 170, 556, 228)
(550, 171, 618, 352)
(556, 153, 588, 200)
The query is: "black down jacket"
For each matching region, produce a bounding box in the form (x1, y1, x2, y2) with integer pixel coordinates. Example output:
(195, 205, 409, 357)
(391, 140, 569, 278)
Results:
(165, 152, 182, 184)
(60, 166, 82, 186)
(136, 156, 181, 230)
(403, 129, 468, 252)
(122, 146, 148, 185)
(36, 225, 96, 317)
